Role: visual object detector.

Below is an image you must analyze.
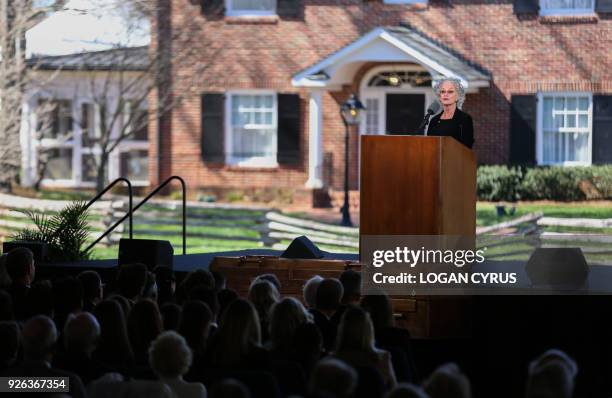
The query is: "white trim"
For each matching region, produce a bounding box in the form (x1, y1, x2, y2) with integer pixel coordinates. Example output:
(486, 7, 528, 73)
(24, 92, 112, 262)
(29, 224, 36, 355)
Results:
(305, 89, 324, 188)
(291, 28, 488, 90)
(225, 90, 279, 168)
(357, 65, 435, 189)
(292, 28, 387, 86)
(536, 91, 593, 166)
(225, 0, 277, 17)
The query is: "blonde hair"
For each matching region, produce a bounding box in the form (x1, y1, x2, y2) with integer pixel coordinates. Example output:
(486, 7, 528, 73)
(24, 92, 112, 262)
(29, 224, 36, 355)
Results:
(335, 306, 376, 354)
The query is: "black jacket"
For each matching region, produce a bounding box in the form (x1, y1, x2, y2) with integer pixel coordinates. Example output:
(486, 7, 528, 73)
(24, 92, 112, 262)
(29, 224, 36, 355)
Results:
(427, 108, 474, 149)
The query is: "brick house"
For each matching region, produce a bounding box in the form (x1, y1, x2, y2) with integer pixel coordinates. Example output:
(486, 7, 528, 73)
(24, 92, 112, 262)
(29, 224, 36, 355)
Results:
(150, 0, 612, 206)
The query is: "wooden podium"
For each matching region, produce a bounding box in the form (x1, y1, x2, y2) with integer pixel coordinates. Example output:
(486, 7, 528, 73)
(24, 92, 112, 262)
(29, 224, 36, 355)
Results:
(360, 135, 476, 338)
(360, 135, 476, 235)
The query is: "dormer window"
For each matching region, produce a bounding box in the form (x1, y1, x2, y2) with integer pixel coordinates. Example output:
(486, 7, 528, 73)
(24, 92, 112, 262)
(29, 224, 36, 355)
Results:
(226, 0, 276, 17)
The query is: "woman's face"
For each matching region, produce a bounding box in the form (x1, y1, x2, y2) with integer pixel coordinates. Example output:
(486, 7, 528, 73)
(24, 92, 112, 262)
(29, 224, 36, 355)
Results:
(438, 81, 458, 107)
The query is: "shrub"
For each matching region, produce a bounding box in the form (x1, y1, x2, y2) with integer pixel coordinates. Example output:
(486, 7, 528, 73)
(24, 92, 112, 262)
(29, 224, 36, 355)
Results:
(477, 165, 523, 202)
(477, 165, 612, 201)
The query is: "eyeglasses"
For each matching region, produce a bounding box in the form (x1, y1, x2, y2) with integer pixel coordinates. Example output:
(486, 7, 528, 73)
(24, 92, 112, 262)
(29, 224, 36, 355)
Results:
(439, 90, 455, 95)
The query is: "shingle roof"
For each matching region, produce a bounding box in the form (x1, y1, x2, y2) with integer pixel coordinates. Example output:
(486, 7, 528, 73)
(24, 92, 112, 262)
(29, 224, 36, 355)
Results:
(387, 25, 490, 81)
(27, 46, 149, 72)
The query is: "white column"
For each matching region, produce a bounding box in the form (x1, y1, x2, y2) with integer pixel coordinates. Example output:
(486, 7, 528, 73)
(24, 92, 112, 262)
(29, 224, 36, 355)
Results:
(19, 98, 35, 187)
(305, 89, 323, 189)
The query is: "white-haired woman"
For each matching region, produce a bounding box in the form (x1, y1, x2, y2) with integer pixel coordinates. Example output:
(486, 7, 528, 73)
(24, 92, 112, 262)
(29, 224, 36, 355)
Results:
(427, 77, 474, 149)
(149, 330, 207, 398)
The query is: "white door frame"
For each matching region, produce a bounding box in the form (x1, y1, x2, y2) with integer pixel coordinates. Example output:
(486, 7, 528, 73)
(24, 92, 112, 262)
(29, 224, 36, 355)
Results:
(356, 65, 435, 188)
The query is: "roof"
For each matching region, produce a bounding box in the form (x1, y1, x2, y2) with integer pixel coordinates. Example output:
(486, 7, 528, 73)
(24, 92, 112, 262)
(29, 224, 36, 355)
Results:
(26, 46, 149, 72)
(292, 26, 491, 89)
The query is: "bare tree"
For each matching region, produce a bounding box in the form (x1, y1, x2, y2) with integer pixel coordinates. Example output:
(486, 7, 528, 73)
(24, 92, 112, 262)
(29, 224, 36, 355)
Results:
(0, 0, 66, 192)
(27, 0, 213, 192)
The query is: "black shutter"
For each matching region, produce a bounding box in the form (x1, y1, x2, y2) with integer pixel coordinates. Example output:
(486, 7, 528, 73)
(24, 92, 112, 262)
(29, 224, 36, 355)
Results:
(201, 0, 224, 15)
(277, 0, 302, 17)
(596, 0, 612, 12)
(277, 94, 301, 165)
(514, 0, 539, 14)
(593, 95, 612, 164)
(201, 93, 225, 163)
(509, 95, 537, 165)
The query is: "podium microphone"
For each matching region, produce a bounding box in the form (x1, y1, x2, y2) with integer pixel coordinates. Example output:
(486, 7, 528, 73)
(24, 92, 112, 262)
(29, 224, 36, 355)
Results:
(418, 101, 441, 133)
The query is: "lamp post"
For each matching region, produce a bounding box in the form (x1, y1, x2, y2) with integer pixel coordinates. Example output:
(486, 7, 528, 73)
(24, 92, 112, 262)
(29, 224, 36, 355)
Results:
(339, 94, 366, 227)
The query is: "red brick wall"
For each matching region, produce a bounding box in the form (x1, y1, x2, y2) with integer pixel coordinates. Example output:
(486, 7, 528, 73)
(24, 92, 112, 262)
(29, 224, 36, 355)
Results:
(152, 0, 612, 193)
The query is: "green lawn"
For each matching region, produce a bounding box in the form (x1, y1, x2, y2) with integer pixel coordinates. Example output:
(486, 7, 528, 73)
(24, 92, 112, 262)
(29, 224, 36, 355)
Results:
(3, 198, 611, 260)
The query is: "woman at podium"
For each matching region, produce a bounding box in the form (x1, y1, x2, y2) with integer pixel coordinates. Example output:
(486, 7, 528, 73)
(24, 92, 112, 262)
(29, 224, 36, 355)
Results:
(427, 77, 474, 149)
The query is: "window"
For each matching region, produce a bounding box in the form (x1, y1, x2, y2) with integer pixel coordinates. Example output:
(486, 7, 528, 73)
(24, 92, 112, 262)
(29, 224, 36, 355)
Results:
(383, 0, 427, 4)
(540, 0, 594, 15)
(44, 148, 73, 180)
(81, 103, 99, 148)
(123, 101, 148, 141)
(227, 93, 277, 167)
(226, 0, 276, 16)
(120, 150, 148, 182)
(38, 99, 73, 139)
(538, 93, 592, 165)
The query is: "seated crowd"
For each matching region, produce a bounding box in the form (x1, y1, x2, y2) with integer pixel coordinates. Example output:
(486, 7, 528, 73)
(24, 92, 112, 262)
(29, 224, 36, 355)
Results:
(0, 247, 578, 398)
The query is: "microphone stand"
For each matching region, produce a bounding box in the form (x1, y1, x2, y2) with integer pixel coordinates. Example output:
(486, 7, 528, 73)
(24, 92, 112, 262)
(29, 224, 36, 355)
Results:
(417, 112, 433, 134)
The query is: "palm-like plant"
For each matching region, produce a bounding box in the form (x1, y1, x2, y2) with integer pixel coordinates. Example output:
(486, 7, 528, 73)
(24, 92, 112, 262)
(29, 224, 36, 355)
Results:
(11, 201, 93, 262)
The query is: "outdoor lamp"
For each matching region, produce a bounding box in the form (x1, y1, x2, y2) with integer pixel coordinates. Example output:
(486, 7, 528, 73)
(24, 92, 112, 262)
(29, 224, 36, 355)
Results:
(339, 94, 366, 227)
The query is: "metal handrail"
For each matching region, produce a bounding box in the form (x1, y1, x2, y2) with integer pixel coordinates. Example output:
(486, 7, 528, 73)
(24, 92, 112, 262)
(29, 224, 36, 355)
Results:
(84, 176, 187, 255)
(50, 178, 133, 246)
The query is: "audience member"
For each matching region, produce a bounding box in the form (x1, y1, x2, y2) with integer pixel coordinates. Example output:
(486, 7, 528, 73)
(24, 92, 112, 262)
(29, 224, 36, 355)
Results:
(149, 331, 207, 398)
(423, 363, 471, 398)
(187, 286, 220, 324)
(0, 321, 19, 370)
(109, 294, 132, 322)
(217, 288, 238, 320)
(525, 349, 577, 398)
(53, 276, 84, 331)
(339, 269, 361, 306)
(116, 263, 148, 303)
(161, 302, 182, 331)
(77, 270, 104, 312)
(268, 297, 312, 356)
(385, 383, 429, 398)
(210, 379, 250, 398)
(0, 289, 14, 321)
(54, 312, 114, 385)
(143, 270, 159, 301)
(0, 253, 11, 288)
(4, 247, 35, 320)
(248, 279, 279, 342)
(206, 298, 269, 369)
(92, 299, 134, 374)
(27, 280, 54, 318)
(179, 300, 212, 360)
(302, 275, 323, 309)
(309, 357, 357, 398)
(333, 306, 397, 388)
(177, 270, 215, 304)
(4, 315, 87, 398)
(154, 266, 176, 306)
(128, 298, 163, 366)
(311, 278, 343, 351)
(253, 273, 281, 292)
(211, 270, 226, 292)
(292, 322, 324, 378)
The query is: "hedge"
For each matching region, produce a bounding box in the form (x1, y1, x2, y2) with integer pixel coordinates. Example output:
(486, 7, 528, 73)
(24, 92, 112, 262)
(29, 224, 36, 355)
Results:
(477, 165, 612, 201)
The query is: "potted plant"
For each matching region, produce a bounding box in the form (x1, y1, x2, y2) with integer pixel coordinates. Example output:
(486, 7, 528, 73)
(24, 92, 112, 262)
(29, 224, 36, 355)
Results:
(6, 201, 93, 263)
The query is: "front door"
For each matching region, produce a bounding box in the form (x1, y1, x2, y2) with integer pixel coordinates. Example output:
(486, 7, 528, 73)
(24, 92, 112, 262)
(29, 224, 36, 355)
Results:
(385, 94, 425, 135)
